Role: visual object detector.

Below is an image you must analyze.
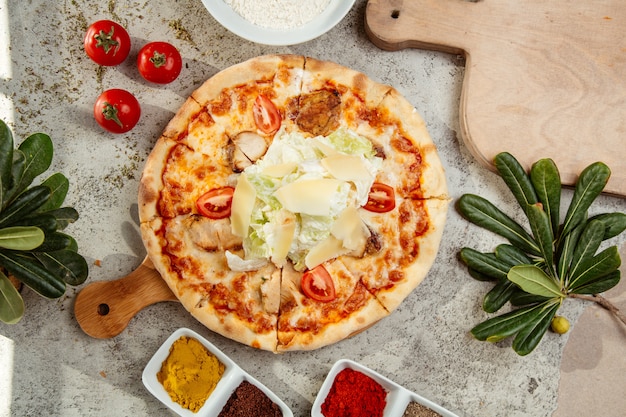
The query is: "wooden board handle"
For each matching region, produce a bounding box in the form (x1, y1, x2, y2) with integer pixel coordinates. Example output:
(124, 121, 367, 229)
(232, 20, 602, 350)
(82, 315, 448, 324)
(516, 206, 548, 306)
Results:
(74, 257, 178, 339)
(365, 0, 478, 53)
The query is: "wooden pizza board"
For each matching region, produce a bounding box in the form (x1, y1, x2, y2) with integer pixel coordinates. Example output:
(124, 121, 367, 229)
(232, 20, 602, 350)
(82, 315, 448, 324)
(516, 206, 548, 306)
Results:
(74, 258, 178, 338)
(365, 0, 626, 197)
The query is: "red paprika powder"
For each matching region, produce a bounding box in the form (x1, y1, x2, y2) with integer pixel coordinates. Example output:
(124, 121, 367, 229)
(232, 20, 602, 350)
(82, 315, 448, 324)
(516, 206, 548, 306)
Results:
(321, 368, 387, 417)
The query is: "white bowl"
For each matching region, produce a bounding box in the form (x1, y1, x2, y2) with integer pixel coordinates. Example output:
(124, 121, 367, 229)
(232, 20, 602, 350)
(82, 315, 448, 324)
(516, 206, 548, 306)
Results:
(142, 328, 293, 417)
(200, 0, 356, 46)
(311, 359, 460, 417)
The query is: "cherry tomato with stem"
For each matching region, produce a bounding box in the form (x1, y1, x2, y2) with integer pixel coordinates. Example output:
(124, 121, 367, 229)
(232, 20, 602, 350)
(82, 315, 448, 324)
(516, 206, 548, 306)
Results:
(363, 182, 396, 213)
(93, 89, 141, 134)
(84, 20, 131, 66)
(253, 95, 281, 134)
(301, 265, 336, 302)
(137, 41, 183, 84)
(196, 187, 235, 219)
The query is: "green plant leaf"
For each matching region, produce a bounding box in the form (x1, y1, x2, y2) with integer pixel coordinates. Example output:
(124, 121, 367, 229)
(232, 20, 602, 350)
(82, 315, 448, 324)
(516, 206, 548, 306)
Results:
(11, 213, 58, 233)
(0, 120, 14, 208)
(530, 158, 561, 236)
(457, 194, 540, 256)
(14, 132, 54, 197)
(37, 173, 69, 212)
(0, 250, 65, 298)
(494, 152, 538, 216)
(0, 226, 45, 250)
(510, 290, 551, 306)
(588, 212, 626, 240)
(33, 250, 89, 286)
(561, 162, 611, 240)
(512, 300, 560, 356)
(470, 303, 546, 342)
(557, 222, 584, 286)
(569, 270, 620, 295)
(31, 231, 72, 252)
(43, 207, 79, 229)
(526, 203, 555, 273)
(0, 185, 51, 228)
(568, 219, 605, 281)
(508, 265, 563, 298)
(567, 246, 621, 291)
(495, 244, 532, 266)
(468, 268, 498, 282)
(483, 279, 517, 313)
(0, 269, 24, 324)
(460, 248, 510, 281)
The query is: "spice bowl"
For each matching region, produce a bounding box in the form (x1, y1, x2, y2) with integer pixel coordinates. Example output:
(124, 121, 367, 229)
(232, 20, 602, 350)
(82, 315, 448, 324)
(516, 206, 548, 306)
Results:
(311, 359, 459, 417)
(142, 328, 293, 417)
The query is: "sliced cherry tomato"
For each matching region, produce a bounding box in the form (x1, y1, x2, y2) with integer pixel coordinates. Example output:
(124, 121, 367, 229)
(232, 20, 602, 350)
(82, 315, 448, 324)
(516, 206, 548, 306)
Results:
(252, 95, 281, 134)
(364, 182, 396, 213)
(137, 41, 183, 84)
(301, 265, 336, 302)
(93, 89, 141, 134)
(84, 20, 131, 66)
(196, 187, 235, 219)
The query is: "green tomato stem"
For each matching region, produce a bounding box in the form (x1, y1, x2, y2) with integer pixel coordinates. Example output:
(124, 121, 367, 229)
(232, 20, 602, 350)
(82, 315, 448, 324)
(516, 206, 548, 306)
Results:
(102, 102, 123, 127)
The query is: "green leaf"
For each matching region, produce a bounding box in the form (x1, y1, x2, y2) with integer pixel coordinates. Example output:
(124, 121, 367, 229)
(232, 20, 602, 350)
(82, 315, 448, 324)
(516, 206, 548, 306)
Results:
(495, 244, 532, 266)
(37, 173, 69, 212)
(530, 158, 561, 236)
(0, 226, 45, 250)
(14, 132, 54, 197)
(0, 269, 24, 324)
(468, 268, 498, 282)
(0, 250, 65, 298)
(31, 231, 72, 252)
(457, 194, 540, 256)
(460, 248, 510, 281)
(508, 265, 563, 298)
(494, 152, 538, 216)
(526, 203, 555, 272)
(0, 120, 14, 208)
(561, 162, 611, 239)
(569, 270, 620, 295)
(512, 300, 560, 356)
(510, 290, 551, 306)
(557, 222, 584, 286)
(588, 212, 626, 240)
(568, 246, 621, 291)
(43, 207, 79, 230)
(33, 250, 89, 286)
(568, 219, 605, 281)
(470, 303, 546, 342)
(11, 213, 58, 233)
(483, 279, 517, 313)
(0, 185, 51, 228)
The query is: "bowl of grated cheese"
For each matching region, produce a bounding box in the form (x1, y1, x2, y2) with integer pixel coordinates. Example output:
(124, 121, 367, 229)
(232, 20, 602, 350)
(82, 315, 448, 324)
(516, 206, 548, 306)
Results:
(200, 0, 356, 46)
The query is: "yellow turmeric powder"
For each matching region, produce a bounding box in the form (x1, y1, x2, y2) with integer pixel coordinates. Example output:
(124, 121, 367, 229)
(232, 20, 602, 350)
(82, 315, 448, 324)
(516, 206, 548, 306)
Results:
(157, 336, 225, 413)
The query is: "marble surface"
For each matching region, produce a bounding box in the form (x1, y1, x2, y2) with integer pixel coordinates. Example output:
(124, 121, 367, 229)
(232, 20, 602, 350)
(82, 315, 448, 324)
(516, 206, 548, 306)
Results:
(0, 1, 624, 416)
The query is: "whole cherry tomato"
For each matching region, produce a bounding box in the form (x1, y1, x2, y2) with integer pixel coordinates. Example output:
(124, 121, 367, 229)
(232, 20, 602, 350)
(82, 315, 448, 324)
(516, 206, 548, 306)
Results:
(301, 265, 336, 302)
(84, 20, 131, 66)
(196, 187, 235, 219)
(363, 182, 396, 213)
(93, 89, 141, 134)
(137, 41, 183, 84)
(253, 95, 281, 134)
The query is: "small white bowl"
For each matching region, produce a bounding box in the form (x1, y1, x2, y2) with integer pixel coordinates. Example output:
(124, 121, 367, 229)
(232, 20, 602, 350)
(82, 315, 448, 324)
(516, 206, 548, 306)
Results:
(200, 0, 356, 46)
(311, 359, 459, 417)
(142, 328, 293, 417)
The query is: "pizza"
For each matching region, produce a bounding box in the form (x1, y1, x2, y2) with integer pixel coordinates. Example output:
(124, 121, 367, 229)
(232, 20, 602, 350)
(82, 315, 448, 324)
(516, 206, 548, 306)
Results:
(138, 55, 449, 352)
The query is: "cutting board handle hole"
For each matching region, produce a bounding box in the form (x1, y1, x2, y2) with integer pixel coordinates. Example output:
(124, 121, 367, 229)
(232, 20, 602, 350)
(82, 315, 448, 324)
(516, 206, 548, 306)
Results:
(98, 303, 110, 316)
(391, 10, 400, 19)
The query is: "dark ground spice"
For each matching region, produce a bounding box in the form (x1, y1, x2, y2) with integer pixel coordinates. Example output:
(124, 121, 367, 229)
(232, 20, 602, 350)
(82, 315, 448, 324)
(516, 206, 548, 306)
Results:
(218, 380, 282, 417)
(402, 401, 443, 417)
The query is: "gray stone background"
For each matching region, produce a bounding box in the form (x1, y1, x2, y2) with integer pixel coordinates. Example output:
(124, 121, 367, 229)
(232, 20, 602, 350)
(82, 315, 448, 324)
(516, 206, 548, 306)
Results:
(0, 1, 624, 416)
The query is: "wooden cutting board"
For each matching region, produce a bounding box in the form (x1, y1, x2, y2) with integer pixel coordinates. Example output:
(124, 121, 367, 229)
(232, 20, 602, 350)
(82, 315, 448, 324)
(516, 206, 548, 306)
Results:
(365, 0, 626, 197)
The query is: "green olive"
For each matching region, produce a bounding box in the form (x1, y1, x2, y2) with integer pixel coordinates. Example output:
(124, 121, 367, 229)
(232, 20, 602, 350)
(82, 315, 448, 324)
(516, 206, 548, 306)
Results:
(551, 316, 570, 334)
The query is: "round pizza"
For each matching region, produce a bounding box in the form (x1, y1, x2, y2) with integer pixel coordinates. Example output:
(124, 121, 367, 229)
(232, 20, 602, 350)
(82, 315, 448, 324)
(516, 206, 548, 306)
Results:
(138, 55, 449, 352)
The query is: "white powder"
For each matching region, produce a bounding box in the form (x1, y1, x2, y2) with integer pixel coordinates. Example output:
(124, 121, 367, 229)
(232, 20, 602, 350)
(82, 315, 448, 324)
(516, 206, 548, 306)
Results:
(224, 0, 331, 30)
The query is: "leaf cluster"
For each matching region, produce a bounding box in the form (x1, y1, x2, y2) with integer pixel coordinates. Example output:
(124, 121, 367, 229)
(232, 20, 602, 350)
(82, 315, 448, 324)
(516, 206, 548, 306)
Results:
(0, 120, 89, 324)
(458, 152, 625, 355)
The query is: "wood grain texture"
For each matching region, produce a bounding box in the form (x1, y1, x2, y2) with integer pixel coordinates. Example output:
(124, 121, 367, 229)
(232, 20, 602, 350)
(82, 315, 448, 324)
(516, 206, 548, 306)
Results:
(365, 0, 626, 196)
(74, 257, 178, 338)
